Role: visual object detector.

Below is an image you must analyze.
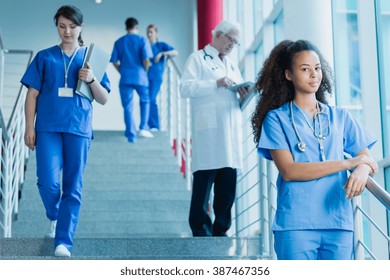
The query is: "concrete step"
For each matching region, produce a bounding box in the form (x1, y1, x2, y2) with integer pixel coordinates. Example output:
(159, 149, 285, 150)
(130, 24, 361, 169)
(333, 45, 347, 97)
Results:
(0, 238, 262, 260)
(13, 130, 193, 240)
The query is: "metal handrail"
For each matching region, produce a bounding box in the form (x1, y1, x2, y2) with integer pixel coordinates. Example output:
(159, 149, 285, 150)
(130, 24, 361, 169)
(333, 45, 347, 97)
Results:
(167, 57, 182, 76)
(0, 32, 4, 50)
(0, 108, 9, 141)
(161, 57, 192, 190)
(0, 33, 33, 237)
(4, 51, 33, 129)
(344, 153, 390, 211)
(367, 176, 390, 211)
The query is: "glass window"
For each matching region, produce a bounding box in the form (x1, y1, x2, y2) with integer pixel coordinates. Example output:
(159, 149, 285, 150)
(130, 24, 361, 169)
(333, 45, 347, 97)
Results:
(254, 44, 264, 77)
(332, 0, 363, 122)
(253, 0, 264, 33)
(274, 11, 284, 44)
(376, 0, 390, 158)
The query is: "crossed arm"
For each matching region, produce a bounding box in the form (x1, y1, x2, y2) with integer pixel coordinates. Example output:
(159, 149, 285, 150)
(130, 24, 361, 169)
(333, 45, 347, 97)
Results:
(270, 148, 378, 199)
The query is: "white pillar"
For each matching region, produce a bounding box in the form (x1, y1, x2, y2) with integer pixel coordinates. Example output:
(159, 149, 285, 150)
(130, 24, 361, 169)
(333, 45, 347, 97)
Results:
(283, 0, 335, 104)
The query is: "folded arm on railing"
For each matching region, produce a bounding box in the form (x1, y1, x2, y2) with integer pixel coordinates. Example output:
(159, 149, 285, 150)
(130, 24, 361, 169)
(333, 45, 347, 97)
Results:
(343, 153, 390, 211)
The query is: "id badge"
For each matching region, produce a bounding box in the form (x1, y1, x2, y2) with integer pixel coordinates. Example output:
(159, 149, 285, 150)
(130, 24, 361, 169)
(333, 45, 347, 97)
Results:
(58, 87, 74, 97)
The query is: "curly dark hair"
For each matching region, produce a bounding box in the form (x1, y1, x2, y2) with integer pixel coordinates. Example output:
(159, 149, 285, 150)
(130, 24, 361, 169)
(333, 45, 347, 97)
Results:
(251, 40, 333, 144)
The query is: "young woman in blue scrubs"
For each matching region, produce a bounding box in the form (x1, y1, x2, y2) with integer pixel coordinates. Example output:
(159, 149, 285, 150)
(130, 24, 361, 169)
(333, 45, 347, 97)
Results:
(21, 5, 110, 257)
(146, 24, 178, 130)
(251, 40, 378, 260)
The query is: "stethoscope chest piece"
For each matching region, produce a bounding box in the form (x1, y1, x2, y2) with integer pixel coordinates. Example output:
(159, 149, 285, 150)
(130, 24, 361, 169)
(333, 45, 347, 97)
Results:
(298, 141, 306, 152)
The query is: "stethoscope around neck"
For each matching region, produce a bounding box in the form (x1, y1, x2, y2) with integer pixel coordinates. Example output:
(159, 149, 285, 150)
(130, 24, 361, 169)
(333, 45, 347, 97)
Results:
(202, 48, 235, 72)
(290, 101, 331, 154)
(202, 49, 219, 70)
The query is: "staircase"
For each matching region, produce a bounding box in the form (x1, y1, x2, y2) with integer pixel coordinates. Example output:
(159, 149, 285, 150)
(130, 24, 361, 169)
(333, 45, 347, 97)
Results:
(2, 131, 262, 259)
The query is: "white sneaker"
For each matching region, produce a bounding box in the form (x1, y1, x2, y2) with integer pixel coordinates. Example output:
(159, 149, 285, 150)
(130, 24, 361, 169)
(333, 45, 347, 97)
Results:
(45, 220, 57, 238)
(150, 128, 159, 132)
(54, 245, 71, 257)
(139, 129, 154, 138)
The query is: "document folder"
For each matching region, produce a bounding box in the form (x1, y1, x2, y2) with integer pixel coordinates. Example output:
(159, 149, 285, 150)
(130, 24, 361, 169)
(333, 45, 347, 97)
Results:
(76, 43, 110, 102)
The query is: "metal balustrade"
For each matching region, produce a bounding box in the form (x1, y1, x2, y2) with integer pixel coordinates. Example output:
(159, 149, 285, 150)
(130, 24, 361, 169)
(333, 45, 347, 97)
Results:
(0, 34, 32, 237)
(160, 58, 191, 191)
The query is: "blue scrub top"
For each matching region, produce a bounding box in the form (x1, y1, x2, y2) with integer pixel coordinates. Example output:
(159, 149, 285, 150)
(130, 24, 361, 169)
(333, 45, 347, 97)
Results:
(110, 34, 153, 86)
(258, 102, 376, 231)
(148, 41, 174, 81)
(21, 45, 111, 139)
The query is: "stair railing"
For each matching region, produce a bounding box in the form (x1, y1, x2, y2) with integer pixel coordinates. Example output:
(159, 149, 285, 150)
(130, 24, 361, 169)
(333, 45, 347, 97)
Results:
(0, 33, 33, 237)
(160, 57, 192, 191)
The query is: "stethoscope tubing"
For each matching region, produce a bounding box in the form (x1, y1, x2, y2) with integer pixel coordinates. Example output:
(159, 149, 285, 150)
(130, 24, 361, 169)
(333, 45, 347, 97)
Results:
(290, 101, 330, 153)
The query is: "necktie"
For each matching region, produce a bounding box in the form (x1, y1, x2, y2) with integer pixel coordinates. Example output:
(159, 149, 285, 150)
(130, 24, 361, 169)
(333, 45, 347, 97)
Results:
(218, 53, 224, 61)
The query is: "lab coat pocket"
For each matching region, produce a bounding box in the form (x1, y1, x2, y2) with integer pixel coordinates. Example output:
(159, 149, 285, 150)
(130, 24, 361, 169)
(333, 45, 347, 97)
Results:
(194, 103, 217, 131)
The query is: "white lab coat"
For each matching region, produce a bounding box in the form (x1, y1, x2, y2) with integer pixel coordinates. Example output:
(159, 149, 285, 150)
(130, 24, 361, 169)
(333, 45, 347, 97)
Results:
(180, 44, 243, 173)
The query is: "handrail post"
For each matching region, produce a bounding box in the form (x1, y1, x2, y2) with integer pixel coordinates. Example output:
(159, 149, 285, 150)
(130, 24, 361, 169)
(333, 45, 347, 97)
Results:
(167, 64, 174, 149)
(176, 78, 182, 168)
(258, 157, 269, 257)
(3, 140, 10, 237)
(353, 196, 365, 259)
(0, 47, 4, 106)
(267, 161, 276, 259)
(185, 98, 192, 191)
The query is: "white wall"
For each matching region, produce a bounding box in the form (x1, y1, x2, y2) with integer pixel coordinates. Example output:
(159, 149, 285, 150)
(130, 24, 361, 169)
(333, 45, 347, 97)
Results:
(0, 0, 196, 130)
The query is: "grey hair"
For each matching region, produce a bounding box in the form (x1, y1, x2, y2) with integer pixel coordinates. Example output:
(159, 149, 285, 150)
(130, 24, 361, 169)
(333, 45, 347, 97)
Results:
(211, 20, 241, 39)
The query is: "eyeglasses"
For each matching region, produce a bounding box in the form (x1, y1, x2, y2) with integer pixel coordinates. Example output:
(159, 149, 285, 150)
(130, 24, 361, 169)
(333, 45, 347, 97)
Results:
(222, 33, 240, 46)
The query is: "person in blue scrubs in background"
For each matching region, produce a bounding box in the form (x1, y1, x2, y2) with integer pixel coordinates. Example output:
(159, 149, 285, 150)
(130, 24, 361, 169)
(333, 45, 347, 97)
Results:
(146, 24, 178, 131)
(251, 40, 378, 260)
(21, 5, 110, 257)
(111, 17, 154, 142)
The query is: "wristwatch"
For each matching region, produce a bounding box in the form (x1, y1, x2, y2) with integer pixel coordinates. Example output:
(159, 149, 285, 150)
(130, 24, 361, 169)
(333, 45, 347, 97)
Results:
(87, 77, 95, 85)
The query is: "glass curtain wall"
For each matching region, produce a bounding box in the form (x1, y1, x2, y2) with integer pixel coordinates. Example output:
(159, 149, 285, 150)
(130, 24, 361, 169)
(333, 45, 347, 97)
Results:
(376, 0, 390, 162)
(376, 0, 390, 236)
(274, 11, 284, 44)
(332, 0, 363, 122)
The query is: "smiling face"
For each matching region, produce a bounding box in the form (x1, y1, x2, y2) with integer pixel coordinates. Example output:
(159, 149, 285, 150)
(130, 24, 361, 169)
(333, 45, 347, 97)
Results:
(285, 50, 323, 96)
(56, 15, 82, 46)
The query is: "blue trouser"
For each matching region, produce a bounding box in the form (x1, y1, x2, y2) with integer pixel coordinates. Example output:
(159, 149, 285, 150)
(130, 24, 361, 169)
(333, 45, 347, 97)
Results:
(189, 168, 237, 236)
(148, 79, 163, 130)
(119, 84, 150, 142)
(36, 132, 90, 251)
(274, 229, 353, 260)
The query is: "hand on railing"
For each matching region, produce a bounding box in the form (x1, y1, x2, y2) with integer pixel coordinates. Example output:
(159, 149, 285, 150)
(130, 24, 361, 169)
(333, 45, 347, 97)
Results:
(344, 153, 389, 210)
(344, 164, 373, 199)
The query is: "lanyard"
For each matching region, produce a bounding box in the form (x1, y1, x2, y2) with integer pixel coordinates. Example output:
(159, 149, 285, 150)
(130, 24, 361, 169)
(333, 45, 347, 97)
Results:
(61, 46, 80, 88)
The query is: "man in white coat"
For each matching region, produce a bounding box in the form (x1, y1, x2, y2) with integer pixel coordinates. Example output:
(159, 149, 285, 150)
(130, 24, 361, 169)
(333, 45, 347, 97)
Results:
(180, 20, 248, 236)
